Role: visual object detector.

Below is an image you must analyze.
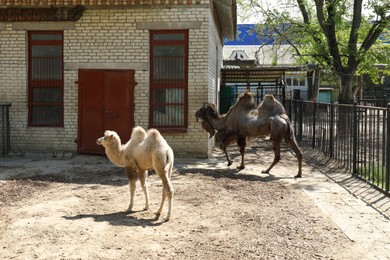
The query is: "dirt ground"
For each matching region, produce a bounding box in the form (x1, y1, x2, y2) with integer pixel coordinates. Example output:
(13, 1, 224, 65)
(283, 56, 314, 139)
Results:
(0, 140, 371, 259)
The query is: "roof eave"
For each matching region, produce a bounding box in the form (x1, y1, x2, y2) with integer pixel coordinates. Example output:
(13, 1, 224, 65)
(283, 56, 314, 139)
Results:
(213, 0, 237, 40)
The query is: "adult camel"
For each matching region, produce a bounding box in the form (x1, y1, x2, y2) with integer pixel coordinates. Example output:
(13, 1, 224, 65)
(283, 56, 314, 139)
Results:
(195, 92, 303, 178)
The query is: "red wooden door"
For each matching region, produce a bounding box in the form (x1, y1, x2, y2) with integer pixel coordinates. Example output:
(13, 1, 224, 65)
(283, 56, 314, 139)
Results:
(77, 69, 135, 154)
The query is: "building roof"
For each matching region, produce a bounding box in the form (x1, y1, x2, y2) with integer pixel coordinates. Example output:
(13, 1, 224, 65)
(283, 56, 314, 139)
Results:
(0, 0, 200, 6)
(224, 24, 273, 46)
(0, 0, 237, 40)
(221, 66, 307, 83)
(213, 0, 237, 40)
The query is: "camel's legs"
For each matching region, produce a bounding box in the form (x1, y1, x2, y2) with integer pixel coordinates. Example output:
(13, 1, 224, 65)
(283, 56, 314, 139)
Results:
(261, 140, 281, 174)
(287, 139, 303, 178)
(237, 136, 246, 170)
(222, 144, 233, 166)
(165, 178, 174, 221)
(156, 185, 166, 217)
(138, 170, 150, 210)
(125, 168, 137, 212)
(156, 172, 174, 221)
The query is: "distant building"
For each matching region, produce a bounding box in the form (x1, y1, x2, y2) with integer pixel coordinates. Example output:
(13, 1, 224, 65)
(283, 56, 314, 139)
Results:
(222, 24, 316, 105)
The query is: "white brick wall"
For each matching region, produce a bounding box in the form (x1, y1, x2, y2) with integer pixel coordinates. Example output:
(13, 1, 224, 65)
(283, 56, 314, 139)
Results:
(0, 6, 221, 157)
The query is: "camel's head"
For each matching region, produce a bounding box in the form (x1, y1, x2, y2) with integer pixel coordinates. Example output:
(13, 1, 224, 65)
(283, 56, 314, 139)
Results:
(96, 130, 120, 147)
(195, 103, 219, 138)
(195, 103, 219, 121)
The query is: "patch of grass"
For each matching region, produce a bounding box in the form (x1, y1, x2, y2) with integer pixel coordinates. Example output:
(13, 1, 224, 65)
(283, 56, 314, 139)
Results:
(356, 163, 388, 188)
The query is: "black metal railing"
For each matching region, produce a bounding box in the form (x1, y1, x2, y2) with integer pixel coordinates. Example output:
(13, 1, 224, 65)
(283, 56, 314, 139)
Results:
(0, 103, 11, 157)
(286, 99, 389, 194)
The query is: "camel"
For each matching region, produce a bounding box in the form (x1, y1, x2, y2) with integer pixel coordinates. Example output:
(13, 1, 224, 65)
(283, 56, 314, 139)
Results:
(96, 126, 174, 221)
(195, 92, 303, 178)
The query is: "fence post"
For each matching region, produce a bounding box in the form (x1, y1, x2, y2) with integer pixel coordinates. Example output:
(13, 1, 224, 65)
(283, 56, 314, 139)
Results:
(386, 103, 390, 192)
(298, 99, 303, 141)
(329, 102, 334, 158)
(353, 102, 358, 176)
(312, 101, 317, 148)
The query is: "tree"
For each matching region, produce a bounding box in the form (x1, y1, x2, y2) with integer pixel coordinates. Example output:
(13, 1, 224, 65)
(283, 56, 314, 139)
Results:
(239, 0, 390, 103)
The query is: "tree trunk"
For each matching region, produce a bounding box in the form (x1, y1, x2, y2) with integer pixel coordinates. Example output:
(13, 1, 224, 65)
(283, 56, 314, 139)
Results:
(308, 68, 321, 101)
(338, 74, 355, 104)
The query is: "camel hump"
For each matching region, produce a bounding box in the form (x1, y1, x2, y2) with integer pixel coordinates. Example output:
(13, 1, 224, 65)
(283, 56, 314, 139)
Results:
(131, 126, 147, 143)
(147, 128, 163, 140)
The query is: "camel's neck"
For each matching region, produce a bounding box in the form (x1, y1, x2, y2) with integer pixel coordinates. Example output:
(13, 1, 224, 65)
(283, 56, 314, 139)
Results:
(206, 114, 226, 130)
(105, 142, 127, 167)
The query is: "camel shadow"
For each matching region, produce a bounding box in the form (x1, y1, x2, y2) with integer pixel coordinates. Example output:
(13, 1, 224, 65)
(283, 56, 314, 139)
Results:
(63, 211, 164, 227)
(175, 167, 294, 182)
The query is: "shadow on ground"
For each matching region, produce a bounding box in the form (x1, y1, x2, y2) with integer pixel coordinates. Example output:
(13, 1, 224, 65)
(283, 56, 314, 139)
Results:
(63, 211, 164, 227)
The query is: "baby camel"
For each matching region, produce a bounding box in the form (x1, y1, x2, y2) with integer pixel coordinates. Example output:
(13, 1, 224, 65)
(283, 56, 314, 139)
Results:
(96, 126, 174, 221)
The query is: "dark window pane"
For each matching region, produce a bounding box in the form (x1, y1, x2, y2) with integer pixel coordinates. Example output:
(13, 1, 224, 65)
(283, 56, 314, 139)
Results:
(32, 46, 62, 57)
(153, 56, 184, 80)
(32, 57, 62, 80)
(31, 105, 62, 126)
(153, 104, 184, 126)
(152, 88, 184, 126)
(153, 33, 184, 41)
(153, 46, 184, 57)
(32, 34, 62, 40)
(153, 88, 184, 103)
(286, 78, 291, 85)
(293, 78, 299, 86)
(32, 88, 62, 103)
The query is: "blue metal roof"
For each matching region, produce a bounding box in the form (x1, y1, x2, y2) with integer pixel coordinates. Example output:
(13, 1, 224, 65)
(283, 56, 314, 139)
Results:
(224, 24, 273, 45)
(226, 24, 389, 45)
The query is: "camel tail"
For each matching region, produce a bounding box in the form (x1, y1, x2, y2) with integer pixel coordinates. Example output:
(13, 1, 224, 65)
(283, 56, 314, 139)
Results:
(165, 149, 174, 178)
(281, 114, 296, 143)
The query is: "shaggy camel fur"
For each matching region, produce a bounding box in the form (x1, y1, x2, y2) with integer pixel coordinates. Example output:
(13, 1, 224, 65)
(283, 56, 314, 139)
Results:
(196, 92, 303, 178)
(96, 126, 174, 220)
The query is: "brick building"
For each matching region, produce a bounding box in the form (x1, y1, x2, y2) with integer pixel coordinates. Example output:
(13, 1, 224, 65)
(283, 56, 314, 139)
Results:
(0, 0, 236, 157)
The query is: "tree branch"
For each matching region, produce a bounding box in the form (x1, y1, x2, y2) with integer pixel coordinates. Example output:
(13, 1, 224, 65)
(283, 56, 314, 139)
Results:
(347, 0, 363, 68)
(314, 0, 343, 72)
(360, 16, 390, 53)
(296, 0, 310, 23)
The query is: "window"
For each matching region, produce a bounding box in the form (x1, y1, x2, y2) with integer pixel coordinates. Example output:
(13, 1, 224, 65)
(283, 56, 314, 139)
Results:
(149, 30, 188, 131)
(28, 31, 63, 127)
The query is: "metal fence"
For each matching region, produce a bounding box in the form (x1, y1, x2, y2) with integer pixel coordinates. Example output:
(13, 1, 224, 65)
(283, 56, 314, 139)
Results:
(285, 99, 390, 194)
(0, 103, 11, 157)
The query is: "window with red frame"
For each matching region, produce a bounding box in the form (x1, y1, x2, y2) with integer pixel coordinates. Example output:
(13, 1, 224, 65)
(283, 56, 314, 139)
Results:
(149, 30, 188, 132)
(28, 31, 64, 127)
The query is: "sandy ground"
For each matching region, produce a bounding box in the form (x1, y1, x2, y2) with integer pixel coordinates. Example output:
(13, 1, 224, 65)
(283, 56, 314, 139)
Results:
(0, 140, 387, 259)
